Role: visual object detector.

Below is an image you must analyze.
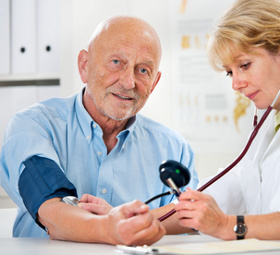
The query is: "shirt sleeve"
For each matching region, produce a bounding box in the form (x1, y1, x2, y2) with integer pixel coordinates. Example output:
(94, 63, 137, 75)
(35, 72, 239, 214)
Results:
(199, 169, 246, 215)
(0, 111, 68, 211)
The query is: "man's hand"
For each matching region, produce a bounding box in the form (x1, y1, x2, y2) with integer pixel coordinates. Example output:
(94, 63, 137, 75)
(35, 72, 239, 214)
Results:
(107, 200, 166, 245)
(78, 194, 113, 215)
(77, 195, 166, 245)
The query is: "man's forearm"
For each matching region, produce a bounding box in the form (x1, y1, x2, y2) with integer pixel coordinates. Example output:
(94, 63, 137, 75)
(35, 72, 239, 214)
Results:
(37, 197, 166, 245)
(38, 198, 113, 243)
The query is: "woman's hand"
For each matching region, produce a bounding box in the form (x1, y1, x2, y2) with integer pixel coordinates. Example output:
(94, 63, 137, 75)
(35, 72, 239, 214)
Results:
(175, 188, 234, 240)
(78, 194, 113, 215)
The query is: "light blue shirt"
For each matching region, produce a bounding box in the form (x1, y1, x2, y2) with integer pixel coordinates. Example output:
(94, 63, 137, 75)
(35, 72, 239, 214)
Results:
(0, 88, 199, 237)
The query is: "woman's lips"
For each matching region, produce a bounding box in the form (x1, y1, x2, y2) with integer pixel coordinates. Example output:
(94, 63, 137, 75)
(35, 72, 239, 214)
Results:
(245, 91, 258, 100)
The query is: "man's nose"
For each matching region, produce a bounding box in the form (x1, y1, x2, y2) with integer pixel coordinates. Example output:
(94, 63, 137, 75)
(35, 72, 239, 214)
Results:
(119, 67, 135, 89)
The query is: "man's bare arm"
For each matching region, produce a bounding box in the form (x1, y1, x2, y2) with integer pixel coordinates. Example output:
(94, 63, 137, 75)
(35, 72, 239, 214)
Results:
(37, 197, 166, 245)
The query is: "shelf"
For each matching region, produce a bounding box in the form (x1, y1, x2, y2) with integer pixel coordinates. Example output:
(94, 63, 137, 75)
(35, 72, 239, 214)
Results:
(0, 76, 60, 86)
(0, 74, 60, 81)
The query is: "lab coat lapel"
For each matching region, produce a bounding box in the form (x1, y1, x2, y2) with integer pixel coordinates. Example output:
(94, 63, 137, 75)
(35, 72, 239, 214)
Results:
(259, 112, 279, 161)
(252, 111, 275, 162)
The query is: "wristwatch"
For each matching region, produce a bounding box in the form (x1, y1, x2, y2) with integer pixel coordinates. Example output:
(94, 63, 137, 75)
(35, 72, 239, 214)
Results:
(233, 215, 247, 239)
(61, 196, 79, 207)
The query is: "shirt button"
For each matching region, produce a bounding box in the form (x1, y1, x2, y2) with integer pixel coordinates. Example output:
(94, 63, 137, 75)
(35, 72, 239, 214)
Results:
(86, 135, 90, 140)
(102, 188, 107, 194)
(97, 151, 102, 156)
(93, 123, 97, 128)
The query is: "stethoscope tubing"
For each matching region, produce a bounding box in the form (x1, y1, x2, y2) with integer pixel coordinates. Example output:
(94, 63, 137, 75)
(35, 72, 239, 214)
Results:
(159, 89, 280, 222)
(158, 105, 274, 222)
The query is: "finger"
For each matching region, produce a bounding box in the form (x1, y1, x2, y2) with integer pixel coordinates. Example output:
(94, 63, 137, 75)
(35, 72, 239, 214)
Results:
(175, 200, 197, 211)
(79, 194, 92, 203)
(122, 200, 149, 218)
(178, 217, 197, 229)
(118, 215, 165, 246)
(179, 188, 203, 201)
(80, 203, 112, 215)
(176, 206, 195, 220)
(79, 194, 106, 205)
(122, 211, 155, 234)
(131, 222, 166, 246)
(79, 203, 100, 213)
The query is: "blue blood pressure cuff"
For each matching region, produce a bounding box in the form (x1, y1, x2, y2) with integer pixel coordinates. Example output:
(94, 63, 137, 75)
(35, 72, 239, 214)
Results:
(18, 156, 77, 229)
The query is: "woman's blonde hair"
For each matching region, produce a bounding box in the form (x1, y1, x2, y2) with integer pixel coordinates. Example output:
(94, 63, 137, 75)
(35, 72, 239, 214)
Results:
(208, 0, 280, 71)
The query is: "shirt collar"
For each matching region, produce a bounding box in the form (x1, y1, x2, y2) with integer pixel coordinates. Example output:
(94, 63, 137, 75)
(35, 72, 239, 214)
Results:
(75, 88, 96, 141)
(117, 115, 136, 138)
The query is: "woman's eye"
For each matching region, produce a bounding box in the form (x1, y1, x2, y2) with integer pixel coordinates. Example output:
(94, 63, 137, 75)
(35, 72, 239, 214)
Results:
(241, 62, 251, 69)
(226, 71, 232, 77)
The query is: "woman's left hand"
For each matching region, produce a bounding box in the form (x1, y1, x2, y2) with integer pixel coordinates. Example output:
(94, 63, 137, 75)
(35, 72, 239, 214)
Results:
(174, 188, 233, 239)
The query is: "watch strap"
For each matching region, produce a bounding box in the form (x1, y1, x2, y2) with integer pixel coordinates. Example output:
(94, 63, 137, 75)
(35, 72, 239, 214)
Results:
(235, 215, 247, 240)
(237, 215, 244, 224)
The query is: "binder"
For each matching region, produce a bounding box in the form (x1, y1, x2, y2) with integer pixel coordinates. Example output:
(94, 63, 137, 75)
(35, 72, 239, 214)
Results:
(11, 0, 36, 74)
(37, 0, 60, 74)
(0, 0, 10, 75)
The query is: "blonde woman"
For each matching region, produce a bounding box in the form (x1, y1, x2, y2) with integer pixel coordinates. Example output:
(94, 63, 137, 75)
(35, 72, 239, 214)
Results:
(176, 0, 280, 240)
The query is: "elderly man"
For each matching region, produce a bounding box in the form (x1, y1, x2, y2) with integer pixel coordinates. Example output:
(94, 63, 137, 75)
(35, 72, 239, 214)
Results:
(0, 16, 198, 245)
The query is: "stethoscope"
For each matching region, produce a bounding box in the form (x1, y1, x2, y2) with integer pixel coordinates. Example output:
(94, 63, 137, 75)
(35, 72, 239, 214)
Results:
(152, 89, 280, 222)
(63, 90, 280, 221)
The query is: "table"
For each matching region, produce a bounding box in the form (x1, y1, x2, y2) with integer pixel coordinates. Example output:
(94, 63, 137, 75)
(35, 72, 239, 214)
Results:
(1, 234, 280, 255)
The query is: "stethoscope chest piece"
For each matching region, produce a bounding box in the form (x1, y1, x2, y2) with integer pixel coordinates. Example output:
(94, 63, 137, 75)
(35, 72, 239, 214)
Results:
(159, 160, 190, 189)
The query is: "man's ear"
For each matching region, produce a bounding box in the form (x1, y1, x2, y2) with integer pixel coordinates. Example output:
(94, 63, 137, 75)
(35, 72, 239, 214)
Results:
(150, 71, 161, 94)
(78, 50, 89, 84)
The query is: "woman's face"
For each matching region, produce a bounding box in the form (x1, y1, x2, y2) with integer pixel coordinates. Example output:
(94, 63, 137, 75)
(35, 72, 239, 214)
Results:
(223, 47, 280, 110)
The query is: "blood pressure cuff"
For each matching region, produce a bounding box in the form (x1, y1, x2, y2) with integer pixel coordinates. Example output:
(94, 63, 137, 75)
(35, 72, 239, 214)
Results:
(18, 156, 77, 229)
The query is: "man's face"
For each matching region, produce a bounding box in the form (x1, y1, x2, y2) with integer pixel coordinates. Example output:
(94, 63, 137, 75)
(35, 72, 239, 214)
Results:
(83, 26, 161, 121)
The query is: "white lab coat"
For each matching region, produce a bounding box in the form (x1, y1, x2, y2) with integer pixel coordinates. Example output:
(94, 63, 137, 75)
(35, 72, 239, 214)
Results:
(199, 109, 280, 215)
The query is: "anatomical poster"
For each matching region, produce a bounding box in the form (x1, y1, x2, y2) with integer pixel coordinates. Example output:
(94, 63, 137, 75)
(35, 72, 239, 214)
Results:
(170, 0, 254, 153)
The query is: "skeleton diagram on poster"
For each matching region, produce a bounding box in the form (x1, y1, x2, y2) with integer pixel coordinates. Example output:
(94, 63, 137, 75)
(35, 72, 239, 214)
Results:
(170, 0, 254, 153)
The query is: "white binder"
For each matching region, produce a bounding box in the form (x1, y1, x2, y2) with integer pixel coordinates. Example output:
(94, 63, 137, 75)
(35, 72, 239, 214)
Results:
(11, 0, 36, 74)
(37, 0, 60, 74)
(0, 0, 10, 75)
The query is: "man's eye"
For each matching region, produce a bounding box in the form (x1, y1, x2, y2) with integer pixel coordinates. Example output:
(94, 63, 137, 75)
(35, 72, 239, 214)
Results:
(140, 68, 148, 74)
(112, 59, 120, 64)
